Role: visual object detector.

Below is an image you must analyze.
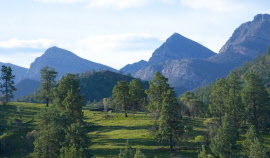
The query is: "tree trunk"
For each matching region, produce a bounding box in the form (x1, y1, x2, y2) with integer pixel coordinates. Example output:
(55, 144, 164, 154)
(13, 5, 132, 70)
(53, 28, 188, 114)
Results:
(169, 134, 173, 152)
(46, 97, 49, 107)
(124, 105, 128, 117)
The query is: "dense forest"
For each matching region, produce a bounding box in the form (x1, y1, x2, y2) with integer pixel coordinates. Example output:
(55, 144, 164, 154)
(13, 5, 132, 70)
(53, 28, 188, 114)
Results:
(1, 48, 270, 157)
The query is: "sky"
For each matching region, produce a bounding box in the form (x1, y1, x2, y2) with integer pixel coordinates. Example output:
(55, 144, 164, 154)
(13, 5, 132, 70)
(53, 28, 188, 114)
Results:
(0, 0, 270, 70)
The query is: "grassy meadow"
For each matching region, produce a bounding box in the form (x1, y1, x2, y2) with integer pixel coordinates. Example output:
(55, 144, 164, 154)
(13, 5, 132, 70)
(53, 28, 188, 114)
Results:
(0, 102, 209, 158)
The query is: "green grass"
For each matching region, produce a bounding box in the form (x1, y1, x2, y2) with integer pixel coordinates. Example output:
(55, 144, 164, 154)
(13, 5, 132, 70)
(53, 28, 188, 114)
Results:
(5, 102, 270, 158)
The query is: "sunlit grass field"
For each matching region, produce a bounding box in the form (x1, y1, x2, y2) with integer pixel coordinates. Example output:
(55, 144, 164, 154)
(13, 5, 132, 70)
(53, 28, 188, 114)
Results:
(4, 102, 270, 157)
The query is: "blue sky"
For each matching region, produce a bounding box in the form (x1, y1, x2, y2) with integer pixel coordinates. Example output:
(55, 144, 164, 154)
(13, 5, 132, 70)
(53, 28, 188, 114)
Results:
(0, 0, 269, 69)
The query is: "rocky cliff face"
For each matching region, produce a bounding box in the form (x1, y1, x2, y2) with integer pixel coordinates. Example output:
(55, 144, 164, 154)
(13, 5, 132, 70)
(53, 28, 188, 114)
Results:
(121, 14, 270, 95)
(24, 46, 117, 81)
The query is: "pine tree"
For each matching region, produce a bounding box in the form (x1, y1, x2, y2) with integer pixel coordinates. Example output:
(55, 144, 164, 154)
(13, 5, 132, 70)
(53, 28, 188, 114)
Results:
(209, 78, 228, 125)
(242, 125, 267, 157)
(242, 72, 270, 134)
(32, 107, 65, 158)
(156, 88, 184, 151)
(129, 79, 146, 114)
(145, 72, 171, 113)
(210, 114, 238, 158)
(53, 73, 79, 108)
(0, 65, 16, 105)
(112, 81, 130, 117)
(225, 72, 244, 139)
(60, 146, 84, 158)
(62, 89, 84, 125)
(39, 66, 58, 107)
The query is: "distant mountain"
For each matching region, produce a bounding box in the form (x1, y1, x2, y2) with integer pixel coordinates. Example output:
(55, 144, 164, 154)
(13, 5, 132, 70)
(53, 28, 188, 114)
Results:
(0, 62, 28, 84)
(121, 33, 216, 77)
(148, 33, 216, 64)
(24, 46, 117, 81)
(121, 14, 270, 95)
(14, 79, 40, 99)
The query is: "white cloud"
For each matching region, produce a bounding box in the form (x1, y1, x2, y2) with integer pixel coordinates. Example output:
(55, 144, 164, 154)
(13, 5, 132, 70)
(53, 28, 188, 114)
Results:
(67, 34, 163, 69)
(34, 0, 86, 3)
(179, 0, 246, 12)
(0, 39, 53, 49)
(34, 0, 174, 8)
(86, 0, 150, 9)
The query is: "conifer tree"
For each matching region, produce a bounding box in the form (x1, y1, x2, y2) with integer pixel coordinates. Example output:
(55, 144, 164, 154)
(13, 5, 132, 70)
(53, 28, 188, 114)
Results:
(53, 73, 79, 108)
(62, 89, 84, 125)
(129, 79, 146, 114)
(118, 140, 135, 158)
(225, 72, 244, 139)
(145, 72, 170, 113)
(0, 65, 16, 105)
(242, 72, 270, 134)
(39, 66, 58, 107)
(210, 114, 238, 158)
(209, 78, 228, 125)
(156, 88, 184, 151)
(112, 81, 130, 117)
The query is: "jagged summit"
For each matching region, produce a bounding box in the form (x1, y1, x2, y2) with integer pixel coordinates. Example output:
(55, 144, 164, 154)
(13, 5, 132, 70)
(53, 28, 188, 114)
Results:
(148, 33, 216, 64)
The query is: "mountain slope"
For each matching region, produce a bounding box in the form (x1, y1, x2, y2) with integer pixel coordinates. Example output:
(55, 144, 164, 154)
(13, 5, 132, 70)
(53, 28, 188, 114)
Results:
(148, 33, 216, 64)
(121, 14, 270, 95)
(0, 62, 28, 84)
(14, 79, 40, 99)
(24, 46, 117, 81)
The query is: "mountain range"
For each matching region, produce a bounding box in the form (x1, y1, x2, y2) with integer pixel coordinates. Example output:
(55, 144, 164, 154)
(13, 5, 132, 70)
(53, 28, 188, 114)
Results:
(1, 13, 270, 99)
(121, 13, 270, 94)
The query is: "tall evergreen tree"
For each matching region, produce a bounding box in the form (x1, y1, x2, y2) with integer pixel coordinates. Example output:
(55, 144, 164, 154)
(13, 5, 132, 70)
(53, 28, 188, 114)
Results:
(210, 114, 238, 158)
(53, 73, 79, 108)
(155, 88, 184, 151)
(0, 65, 16, 105)
(39, 66, 58, 107)
(62, 89, 84, 125)
(145, 72, 171, 113)
(129, 79, 146, 114)
(112, 81, 130, 117)
(32, 107, 65, 158)
(242, 72, 270, 134)
(225, 72, 244, 139)
(209, 78, 228, 125)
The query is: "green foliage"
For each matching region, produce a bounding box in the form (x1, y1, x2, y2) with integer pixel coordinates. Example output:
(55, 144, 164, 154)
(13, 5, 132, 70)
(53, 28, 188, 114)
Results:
(248, 137, 267, 158)
(129, 79, 147, 113)
(113, 81, 130, 117)
(32, 107, 65, 158)
(78, 70, 148, 103)
(119, 140, 135, 158)
(62, 89, 84, 124)
(194, 135, 205, 143)
(53, 73, 80, 108)
(198, 145, 213, 158)
(180, 92, 209, 118)
(60, 146, 84, 158)
(156, 88, 184, 151)
(145, 72, 171, 113)
(209, 78, 228, 125)
(0, 65, 16, 105)
(38, 66, 58, 107)
(134, 148, 146, 158)
(242, 72, 270, 134)
(210, 115, 238, 158)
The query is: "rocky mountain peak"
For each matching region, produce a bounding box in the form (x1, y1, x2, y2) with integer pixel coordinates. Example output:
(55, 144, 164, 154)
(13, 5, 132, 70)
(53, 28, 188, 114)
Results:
(148, 33, 216, 64)
(254, 14, 270, 22)
(219, 13, 270, 58)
